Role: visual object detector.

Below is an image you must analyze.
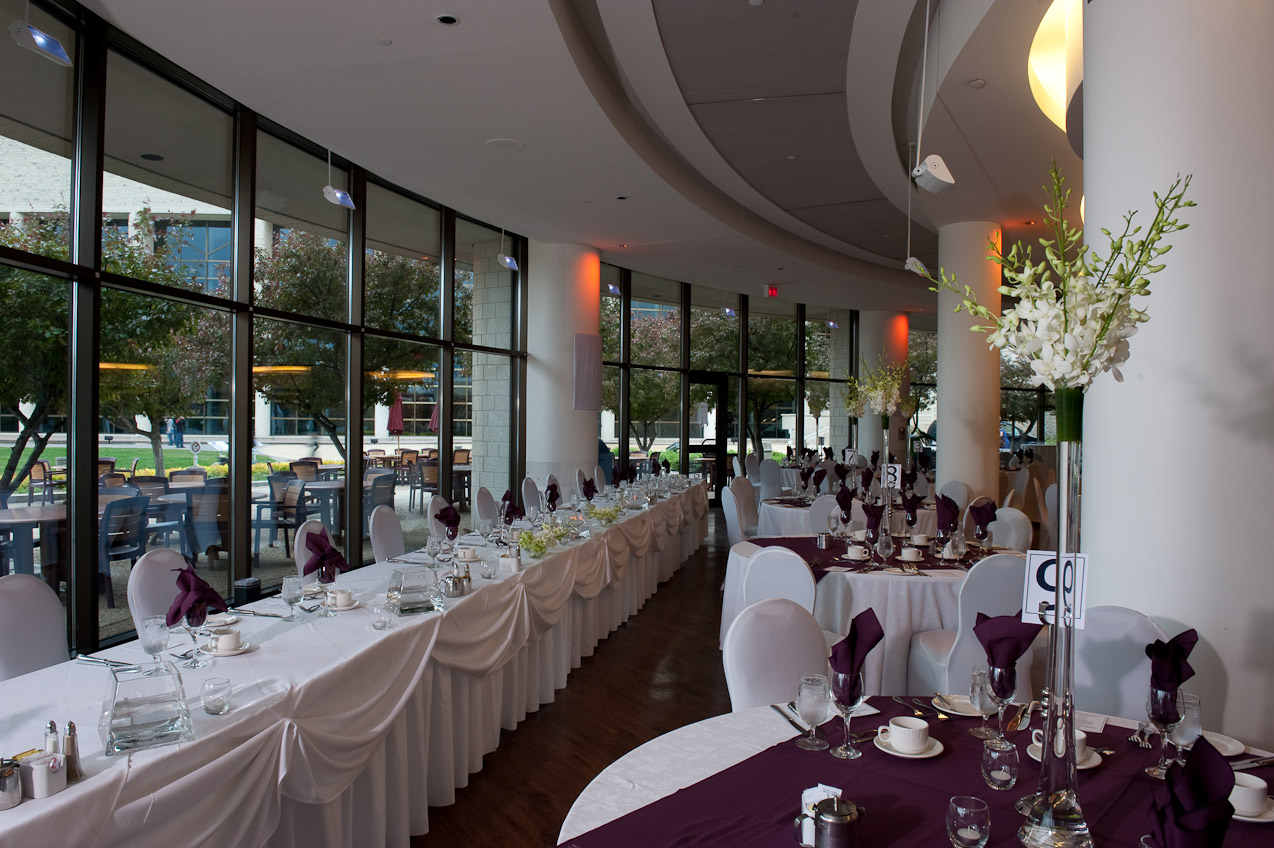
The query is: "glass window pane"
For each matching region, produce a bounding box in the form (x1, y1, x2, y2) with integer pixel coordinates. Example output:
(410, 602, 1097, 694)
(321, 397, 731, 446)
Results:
(627, 368, 680, 462)
(102, 51, 233, 293)
(454, 219, 514, 349)
(629, 273, 680, 368)
(255, 132, 349, 321)
(745, 376, 796, 458)
(0, 3, 75, 261)
(747, 299, 797, 375)
(598, 365, 620, 482)
(365, 184, 441, 337)
(455, 350, 513, 515)
(600, 264, 621, 362)
(690, 286, 738, 372)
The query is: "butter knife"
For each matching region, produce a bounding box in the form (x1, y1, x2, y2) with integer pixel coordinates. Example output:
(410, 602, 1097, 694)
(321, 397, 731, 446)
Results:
(771, 704, 807, 734)
(1231, 756, 1274, 771)
(75, 655, 138, 670)
(229, 607, 287, 619)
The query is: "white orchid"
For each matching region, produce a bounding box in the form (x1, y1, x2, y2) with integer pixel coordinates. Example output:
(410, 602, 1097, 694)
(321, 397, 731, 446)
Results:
(929, 163, 1193, 392)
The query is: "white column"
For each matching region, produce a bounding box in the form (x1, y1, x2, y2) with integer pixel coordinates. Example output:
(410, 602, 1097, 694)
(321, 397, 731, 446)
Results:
(525, 242, 601, 491)
(935, 221, 1001, 501)
(857, 310, 909, 463)
(1084, 0, 1274, 749)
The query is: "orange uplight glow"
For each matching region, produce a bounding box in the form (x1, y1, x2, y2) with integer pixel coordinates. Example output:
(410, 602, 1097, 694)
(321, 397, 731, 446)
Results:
(99, 362, 151, 370)
(252, 365, 311, 374)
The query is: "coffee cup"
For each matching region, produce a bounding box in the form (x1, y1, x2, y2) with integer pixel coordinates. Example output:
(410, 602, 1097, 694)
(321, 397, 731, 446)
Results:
(208, 627, 241, 653)
(878, 716, 929, 754)
(326, 587, 354, 609)
(457, 546, 478, 562)
(1032, 727, 1088, 761)
(900, 547, 922, 562)
(911, 533, 929, 546)
(845, 546, 868, 561)
(851, 529, 867, 542)
(1230, 773, 1269, 817)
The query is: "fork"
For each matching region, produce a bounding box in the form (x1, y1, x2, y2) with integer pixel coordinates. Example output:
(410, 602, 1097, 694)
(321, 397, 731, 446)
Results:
(1129, 721, 1154, 748)
(892, 696, 924, 717)
(912, 698, 950, 721)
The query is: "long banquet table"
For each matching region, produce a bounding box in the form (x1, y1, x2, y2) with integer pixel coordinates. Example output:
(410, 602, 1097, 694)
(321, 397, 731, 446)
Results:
(0, 483, 707, 848)
(757, 497, 937, 538)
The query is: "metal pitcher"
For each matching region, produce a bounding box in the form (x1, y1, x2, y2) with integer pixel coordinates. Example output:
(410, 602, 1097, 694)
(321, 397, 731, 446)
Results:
(794, 797, 862, 848)
(0, 758, 20, 811)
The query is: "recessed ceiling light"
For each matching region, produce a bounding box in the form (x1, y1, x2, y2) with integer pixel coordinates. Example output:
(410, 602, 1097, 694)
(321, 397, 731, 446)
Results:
(437, 14, 458, 25)
(619, 243, 628, 248)
(140, 153, 164, 161)
(748, 0, 763, 6)
(484, 138, 525, 152)
(615, 195, 628, 201)
(786, 154, 798, 160)
(968, 78, 986, 89)
(1024, 220, 1036, 226)
(375, 36, 393, 47)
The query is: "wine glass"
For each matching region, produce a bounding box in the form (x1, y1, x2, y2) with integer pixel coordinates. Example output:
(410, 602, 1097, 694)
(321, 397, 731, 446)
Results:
(951, 530, 968, 564)
(1170, 693, 1201, 765)
(181, 608, 211, 669)
(985, 665, 1017, 750)
(947, 796, 990, 847)
(826, 510, 840, 537)
(281, 576, 303, 622)
(795, 674, 831, 750)
(973, 521, 990, 550)
(445, 522, 459, 544)
(875, 527, 895, 563)
(316, 565, 337, 618)
(968, 666, 997, 739)
(138, 614, 170, 674)
(1145, 686, 1185, 778)
(829, 671, 865, 759)
(425, 535, 442, 566)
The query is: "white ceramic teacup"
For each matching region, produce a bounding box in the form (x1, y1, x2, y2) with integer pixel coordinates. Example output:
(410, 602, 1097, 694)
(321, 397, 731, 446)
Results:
(879, 715, 929, 754)
(900, 547, 922, 562)
(1230, 773, 1269, 817)
(851, 529, 867, 542)
(457, 546, 478, 562)
(844, 546, 869, 561)
(911, 533, 929, 546)
(327, 587, 354, 609)
(1032, 727, 1088, 761)
(208, 627, 241, 653)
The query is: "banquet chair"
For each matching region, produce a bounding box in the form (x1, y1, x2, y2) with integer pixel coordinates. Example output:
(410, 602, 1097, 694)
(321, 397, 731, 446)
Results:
(545, 473, 560, 496)
(720, 486, 748, 546)
(1001, 489, 1017, 509)
(962, 495, 997, 540)
(522, 476, 542, 514)
(1011, 468, 1032, 519)
(906, 553, 1033, 698)
(294, 520, 333, 582)
(98, 495, 150, 607)
(593, 465, 607, 494)
(806, 495, 839, 535)
(1036, 478, 1058, 550)
(732, 456, 744, 479)
(938, 480, 971, 517)
(758, 458, 783, 502)
(744, 453, 761, 479)
(913, 474, 930, 498)
(728, 476, 759, 537)
(988, 507, 1032, 553)
(475, 486, 498, 526)
(741, 547, 841, 651)
(723, 598, 831, 712)
(369, 505, 405, 562)
(428, 494, 451, 538)
(1073, 606, 1168, 719)
(127, 548, 186, 633)
(575, 467, 589, 500)
(0, 574, 68, 682)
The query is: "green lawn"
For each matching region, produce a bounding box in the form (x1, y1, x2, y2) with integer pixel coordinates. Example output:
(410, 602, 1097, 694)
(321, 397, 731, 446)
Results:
(0, 445, 279, 491)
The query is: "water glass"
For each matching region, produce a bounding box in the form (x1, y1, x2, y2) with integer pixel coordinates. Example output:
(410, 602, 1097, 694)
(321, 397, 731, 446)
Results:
(968, 666, 997, 740)
(795, 674, 831, 751)
(982, 741, 1019, 790)
(985, 665, 1017, 750)
(1170, 692, 1201, 764)
(201, 677, 232, 715)
(946, 796, 989, 847)
(1145, 686, 1184, 779)
(138, 615, 170, 673)
(281, 576, 303, 622)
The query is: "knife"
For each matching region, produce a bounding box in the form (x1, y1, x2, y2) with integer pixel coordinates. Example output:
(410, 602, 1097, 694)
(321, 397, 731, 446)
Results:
(771, 704, 807, 734)
(229, 607, 287, 619)
(75, 655, 138, 670)
(1231, 756, 1274, 771)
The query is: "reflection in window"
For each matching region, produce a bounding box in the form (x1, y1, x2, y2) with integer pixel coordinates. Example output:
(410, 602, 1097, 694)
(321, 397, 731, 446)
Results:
(626, 367, 681, 455)
(365, 184, 441, 336)
(690, 286, 738, 372)
(630, 273, 680, 368)
(746, 377, 796, 458)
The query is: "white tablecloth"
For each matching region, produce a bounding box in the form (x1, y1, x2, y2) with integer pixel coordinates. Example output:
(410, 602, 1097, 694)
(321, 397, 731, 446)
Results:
(720, 539, 963, 695)
(757, 500, 936, 538)
(0, 483, 708, 848)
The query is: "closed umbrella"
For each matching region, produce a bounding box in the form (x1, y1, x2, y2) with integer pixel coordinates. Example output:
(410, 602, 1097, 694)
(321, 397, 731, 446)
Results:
(388, 393, 405, 450)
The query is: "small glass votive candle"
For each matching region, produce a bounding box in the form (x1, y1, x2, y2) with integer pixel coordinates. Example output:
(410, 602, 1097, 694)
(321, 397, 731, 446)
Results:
(982, 741, 1019, 790)
(201, 677, 232, 715)
(370, 604, 393, 630)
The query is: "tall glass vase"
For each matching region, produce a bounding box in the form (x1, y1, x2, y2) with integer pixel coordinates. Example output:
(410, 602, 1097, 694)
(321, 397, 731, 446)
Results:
(1019, 387, 1091, 847)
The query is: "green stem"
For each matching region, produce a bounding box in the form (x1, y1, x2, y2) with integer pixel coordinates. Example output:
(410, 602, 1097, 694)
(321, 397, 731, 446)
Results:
(1055, 387, 1084, 443)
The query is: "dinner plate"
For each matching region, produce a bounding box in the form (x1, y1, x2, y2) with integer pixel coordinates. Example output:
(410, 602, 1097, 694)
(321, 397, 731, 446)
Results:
(931, 695, 984, 718)
(1200, 730, 1244, 757)
(205, 613, 239, 626)
(1027, 744, 1101, 769)
(199, 641, 253, 657)
(874, 733, 943, 759)
(1232, 797, 1274, 824)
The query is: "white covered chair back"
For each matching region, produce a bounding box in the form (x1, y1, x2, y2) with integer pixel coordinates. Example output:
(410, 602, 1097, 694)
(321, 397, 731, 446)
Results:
(758, 458, 783, 502)
(475, 486, 498, 526)
(593, 465, 607, 493)
(939, 479, 971, 517)
(728, 475, 759, 536)
(127, 548, 186, 633)
(720, 486, 744, 546)
(576, 467, 589, 500)
(1001, 488, 1017, 509)
(1038, 480, 1058, 550)
(427, 494, 450, 538)
(521, 476, 541, 514)
(293, 519, 331, 581)
(0, 574, 68, 681)
(369, 505, 405, 562)
(1074, 606, 1168, 719)
(989, 507, 1032, 552)
(744, 453, 761, 479)
(912, 474, 929, 498)
(723, 598, 830, 712)
(741, 547, 816, 612)
(545, 473, 560, 495)
(732, 455, 744, 478)
(816, 459, 838, 492)
(806, 494, 839, 535)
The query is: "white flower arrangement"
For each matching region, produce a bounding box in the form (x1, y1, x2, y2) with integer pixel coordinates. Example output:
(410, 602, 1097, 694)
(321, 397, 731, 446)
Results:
(858, 355, 908, 417)
(929, 163, 1193, 392)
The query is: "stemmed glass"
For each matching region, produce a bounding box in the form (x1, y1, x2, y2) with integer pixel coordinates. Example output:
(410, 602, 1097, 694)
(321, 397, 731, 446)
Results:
(968, 666, 997, 739)
(281, 576, 303, 622)
(445, 522, 459, 545)
(1145, 686, 1185, 778)
(950, 530, 968, 567)
(826, 511, 840, 538)
(829, 671, 865, 759)
(875, 525, 895, 563)
(316, 565, 337, 618)
(138, 614, 170, 674)
(425, 535, 442, 567)
(795, 674, 832, 750)
(181, 608, 211, 669)
(984, 665, 1017, 750)
(1170, 693, 1201, 765)
(973, 521, 990, 550)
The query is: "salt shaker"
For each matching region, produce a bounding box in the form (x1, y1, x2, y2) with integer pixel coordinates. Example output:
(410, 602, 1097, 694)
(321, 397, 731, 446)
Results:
(43, 720, 59, 754)
(63, 721, 84, 782)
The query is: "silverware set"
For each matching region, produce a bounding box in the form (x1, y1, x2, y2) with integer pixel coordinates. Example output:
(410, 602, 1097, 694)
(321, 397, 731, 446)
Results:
(1129, 721, 1154, 748)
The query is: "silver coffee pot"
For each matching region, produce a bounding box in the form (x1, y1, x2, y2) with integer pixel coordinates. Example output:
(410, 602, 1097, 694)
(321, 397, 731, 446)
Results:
(794, 797, 862, 848)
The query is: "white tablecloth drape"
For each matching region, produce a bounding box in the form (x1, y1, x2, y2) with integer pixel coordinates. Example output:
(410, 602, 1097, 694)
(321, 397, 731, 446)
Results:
(757, 500, 936, 538)
(0, 484, 708, 848)
(720, 539, 963, 695)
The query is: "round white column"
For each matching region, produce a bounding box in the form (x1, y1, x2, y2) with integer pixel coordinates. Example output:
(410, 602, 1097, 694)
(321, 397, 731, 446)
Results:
(935, 221, 1001, 502)
(525, 242, 601, 491)
(1084, 0, 1274, 748)
(856, 310, 909, 462)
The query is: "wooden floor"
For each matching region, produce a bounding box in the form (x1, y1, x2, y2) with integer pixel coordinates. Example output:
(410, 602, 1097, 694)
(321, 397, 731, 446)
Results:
(413, 510, 733, 846)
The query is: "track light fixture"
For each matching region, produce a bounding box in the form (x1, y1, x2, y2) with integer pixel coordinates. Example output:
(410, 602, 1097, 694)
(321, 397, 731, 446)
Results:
(9, 2, 70, 67)
(497, 229, 518, 271)
(322, 150, 355, 210)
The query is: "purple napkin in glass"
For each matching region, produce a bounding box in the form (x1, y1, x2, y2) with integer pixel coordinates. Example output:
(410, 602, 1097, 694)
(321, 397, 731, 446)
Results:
(902, 492, 925, 524)
(902, 467, 917, 490)
(969, 500, 998, 535)
(545, 482, 560, 512)
(626, 465, 636, 484)
(973, 612, 1043, 698)
(1145, 737, 1235, 848)
(870, 450, 880, 468)
(824, 447, 834, 461)
(786, 446, 793, 459)
(302, 531, 349, 581)
(503, 503, 524, 525)
(936, 494, 960, 533)
(859, 468, 873, 492)
(836, 485, 854, 521)
(165, 562, 229, 627)
(501, 489, 515, 510)
(829, 608, 883, 679)
(799, 468, 813, 488)
(611, 465, 620, 488)
(833, 463, 848, 484)
(1146, 629, 1198, 723)
(861, 502, 884, 535)
(662, 459, 670, 475)
(812, 469, 826, 493)
(582, 478, 597, 501)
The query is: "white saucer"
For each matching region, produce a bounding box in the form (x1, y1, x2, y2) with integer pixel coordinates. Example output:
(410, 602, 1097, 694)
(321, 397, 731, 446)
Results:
(199, 641, 253, 657)
(842, 555, 869, 563)
(303, 585, 325, 597)
(1232, 796, 1274, 823)
(205, 613, 239, 626)
(1027, 744, 1102, 769)
(874, 733, 944, 759)
(328, 600, 362, 612)
(932, 695, 983, 717)
(1200, 730, 1244, 756)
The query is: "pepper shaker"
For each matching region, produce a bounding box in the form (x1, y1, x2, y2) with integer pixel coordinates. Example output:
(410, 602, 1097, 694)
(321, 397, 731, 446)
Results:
(63, 721, 84, 782)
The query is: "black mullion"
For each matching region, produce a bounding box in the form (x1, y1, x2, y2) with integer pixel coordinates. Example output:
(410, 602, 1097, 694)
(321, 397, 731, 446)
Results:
(227, 107, 256, 583)
(344, 169, 366, 555)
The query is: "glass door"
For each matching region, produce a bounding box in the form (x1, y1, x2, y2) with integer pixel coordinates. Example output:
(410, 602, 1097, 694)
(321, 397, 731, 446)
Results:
(688, 374, 729, 505)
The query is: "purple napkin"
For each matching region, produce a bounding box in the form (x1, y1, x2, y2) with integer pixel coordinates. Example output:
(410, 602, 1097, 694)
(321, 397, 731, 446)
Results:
(650, 462, 660, 478)
(501, 489, 515, 510)
(503, 503, 524, 525)
(859, 468, 873, 492)
(661, 459, 671, 475)
(302, 530, 349, 581)
(1146, 737, 1235, 848)
(833, 463, 848, 484)
(626, 465, 636, 484)
(902, 467, 917, 490)
(829, 608, 883, 679)
(611, 465, 620, 488)
(786, 446, 793, 459)
(870, 450, 880, 468)
(1146, 629, 1198, 723)
(812, 469, 826, 493)
(936, 494, 960, 533)
(824, 447, 834, 461)
(799, 468, 813, 488)
(545, 482, 560, 512)
(165, 562, 229, 627)
(973, 612, 1043, 698)
(861, 502, 884, 535)
(835, 485, 854, 521)
(582, 478, 597, 501)
(902, 492, 925, 524)
(969, 500, 998, 535)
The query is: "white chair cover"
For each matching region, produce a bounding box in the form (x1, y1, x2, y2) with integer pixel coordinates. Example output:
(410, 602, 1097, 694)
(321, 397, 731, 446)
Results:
(593, 465, 607, 494)
(475, 486, 498, 526)
(741, 547, 816, 612)
(732, 456, 744, 478)
(720, 486, 746, 546)
(1012, 468, 1031, 518)
(1074, 606, 1168, 719)
(1036, 478, 1057, 550)
(758, 458, 783, 502)
(127, 548, 186, 632)
(913, 475, 929, 498)
(816, 459, 837, 493)
(575, 467, 589, 500)
(806, 494, 839, 535)
(293, 520, 330, 581)
(939, 480, 971, 517)
(427, 494, 450, 538)
(907, 553, 1033, 698)
(989, 507, 1032, 553)
(521, 476, 541, 514)
(1001, 489, 1017, 509)
(0, 574, 68, 681)
(728, 476, 759, 537)
(722, 598, 830, 712)
(369, 505, 405, 562)
(744, 454, 761, 479)
(963, 495, 996, 540)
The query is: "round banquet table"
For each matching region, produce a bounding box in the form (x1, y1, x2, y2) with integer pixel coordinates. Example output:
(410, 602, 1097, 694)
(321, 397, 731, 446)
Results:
(720, 539, 968, 695)
(757, 498, 936, 538)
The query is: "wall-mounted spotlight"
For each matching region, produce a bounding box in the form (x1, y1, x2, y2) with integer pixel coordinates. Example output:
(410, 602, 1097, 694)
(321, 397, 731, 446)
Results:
(497, 229, 518, 271)
(607, 283, 621, 295)
(827, 320, 840, 329)
(9, 2, 70, 67)
(321, 150, 355, 210)
(723, 306, 736, 317)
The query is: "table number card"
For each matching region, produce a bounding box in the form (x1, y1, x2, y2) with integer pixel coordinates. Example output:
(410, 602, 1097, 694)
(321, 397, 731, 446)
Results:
(1021, 550, 1088, 629)
(881, 463, 902, 490)
(843, 448, 858, 466)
